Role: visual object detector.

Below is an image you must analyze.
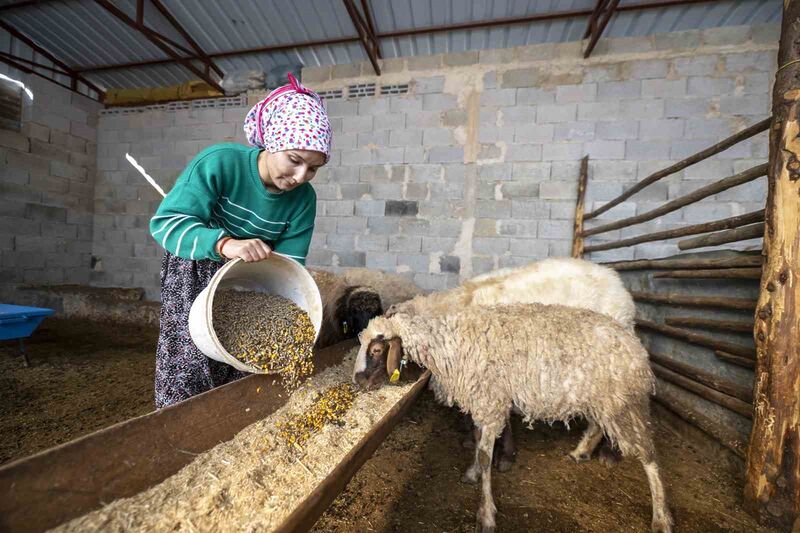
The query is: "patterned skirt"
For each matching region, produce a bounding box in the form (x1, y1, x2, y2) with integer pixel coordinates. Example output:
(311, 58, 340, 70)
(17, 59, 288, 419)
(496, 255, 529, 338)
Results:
(155, 252, 247, 409)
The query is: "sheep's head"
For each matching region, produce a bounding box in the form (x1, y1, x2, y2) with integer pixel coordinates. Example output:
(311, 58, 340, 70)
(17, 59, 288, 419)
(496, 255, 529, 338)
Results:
(343, 287, 383, 336)
(352, 316, 404, 391)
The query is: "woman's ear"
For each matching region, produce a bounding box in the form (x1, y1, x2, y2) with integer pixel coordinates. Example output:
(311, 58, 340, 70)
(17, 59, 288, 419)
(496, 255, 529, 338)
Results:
(386, 337, 403, 381)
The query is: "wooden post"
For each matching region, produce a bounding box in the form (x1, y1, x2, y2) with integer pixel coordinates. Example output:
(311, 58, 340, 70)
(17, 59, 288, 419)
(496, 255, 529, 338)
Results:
(744, 2, 800, 528)
(572, 155, 589, 258)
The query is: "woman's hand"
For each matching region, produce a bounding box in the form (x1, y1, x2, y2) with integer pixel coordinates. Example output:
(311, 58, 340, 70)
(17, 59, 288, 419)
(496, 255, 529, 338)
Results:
(219, 238, 272, 262)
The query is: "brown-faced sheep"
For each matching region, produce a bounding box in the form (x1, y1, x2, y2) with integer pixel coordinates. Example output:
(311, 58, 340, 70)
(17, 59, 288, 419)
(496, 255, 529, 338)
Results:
(354, 305, 672, 533)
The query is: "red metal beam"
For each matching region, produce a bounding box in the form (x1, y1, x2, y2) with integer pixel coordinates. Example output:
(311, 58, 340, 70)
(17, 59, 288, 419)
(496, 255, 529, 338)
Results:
(0, 18, 105, 97)
(342, 0, 380, 75)
(0, 0, 46, 12)
(0, 53, 102, 101)
(92, 0, 223, 93)
(584, 0, 621, 58)
(75, 0, 720, 74)
(360, 0, 382, 59)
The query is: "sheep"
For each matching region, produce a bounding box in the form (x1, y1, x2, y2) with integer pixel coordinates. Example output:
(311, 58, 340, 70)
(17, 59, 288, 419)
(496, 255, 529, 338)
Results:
(378, 257, 636, 467)
(353, 304, 673, 533)
(309, 268, 424, 349)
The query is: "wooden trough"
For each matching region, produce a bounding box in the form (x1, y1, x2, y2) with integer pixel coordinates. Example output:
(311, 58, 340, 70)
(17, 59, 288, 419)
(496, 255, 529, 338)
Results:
(0, 339, 430, 532)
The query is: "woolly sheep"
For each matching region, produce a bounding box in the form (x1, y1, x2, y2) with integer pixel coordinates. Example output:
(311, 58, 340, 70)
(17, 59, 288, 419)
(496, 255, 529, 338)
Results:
(353, 304, 673, 533)
(378, 257, 636, 466)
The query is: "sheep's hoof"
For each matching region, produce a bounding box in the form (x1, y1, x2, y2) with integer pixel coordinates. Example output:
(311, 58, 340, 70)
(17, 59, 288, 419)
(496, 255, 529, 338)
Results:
(598, 447, 622, 467)
(475, 522, 495, 533)
(651, 517, 673, 533)
(567, 450, 591, 463)
(461, 471, 479, 484)
(495, 456, 514, 472)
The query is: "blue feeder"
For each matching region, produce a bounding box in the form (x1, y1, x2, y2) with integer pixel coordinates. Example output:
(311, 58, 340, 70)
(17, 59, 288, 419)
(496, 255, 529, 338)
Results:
(0, 304, 55, 366)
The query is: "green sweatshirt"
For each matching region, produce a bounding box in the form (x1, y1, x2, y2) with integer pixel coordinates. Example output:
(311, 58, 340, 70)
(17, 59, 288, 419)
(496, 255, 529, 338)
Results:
(149, 143, 316, 264)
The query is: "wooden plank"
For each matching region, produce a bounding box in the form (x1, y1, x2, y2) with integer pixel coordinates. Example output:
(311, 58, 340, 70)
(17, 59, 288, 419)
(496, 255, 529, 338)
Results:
(649, 352, 752, 403)
(585, 118, 771, 220)
(631, 290, 758, 311)
(636, 319, 756, 358)
(605, 255, 762, 271)
(665, 316, 754, 333)
(678, 223, 764, 251)
(745, 0, 800, 525)
(584, 210, 764, 253)
(715, 350, 755, 369)
(571, 156, 589, 258)
(652, 268, 762, 279)
(274, 370, 431, 533)
(0, 340, 357, 533)
(652, 383, 746, 458)
(581, 164, 768, 238)
(652, 363, 752, 418)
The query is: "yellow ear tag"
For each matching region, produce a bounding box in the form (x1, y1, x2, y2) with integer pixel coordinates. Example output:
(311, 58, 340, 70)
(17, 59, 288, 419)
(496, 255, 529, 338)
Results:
(389, 369, 401, 383)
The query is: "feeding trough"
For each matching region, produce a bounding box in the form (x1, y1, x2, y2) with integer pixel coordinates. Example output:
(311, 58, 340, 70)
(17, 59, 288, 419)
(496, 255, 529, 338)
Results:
(0, 303, 55, 366)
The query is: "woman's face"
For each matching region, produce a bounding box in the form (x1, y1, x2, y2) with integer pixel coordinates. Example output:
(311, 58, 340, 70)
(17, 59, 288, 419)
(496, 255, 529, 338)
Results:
(263, 149, 326, 192)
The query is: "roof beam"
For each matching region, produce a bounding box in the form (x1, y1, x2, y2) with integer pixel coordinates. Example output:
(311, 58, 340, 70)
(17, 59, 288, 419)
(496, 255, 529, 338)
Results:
(342, 0, 380, 75)
(0, 18, 105, 97)
(149, 0, 223, 78)
(0, 53, 102, 101)
(76, 0, 721, 73)
(583, 0, 621, 58)
(91, 0, 224, 93)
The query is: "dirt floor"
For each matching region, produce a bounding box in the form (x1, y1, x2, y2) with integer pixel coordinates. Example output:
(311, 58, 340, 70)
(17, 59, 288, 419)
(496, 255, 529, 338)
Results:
(315, 392, 775, 533)
(0, 318, 156, 465)
(0, 318, 775, 532)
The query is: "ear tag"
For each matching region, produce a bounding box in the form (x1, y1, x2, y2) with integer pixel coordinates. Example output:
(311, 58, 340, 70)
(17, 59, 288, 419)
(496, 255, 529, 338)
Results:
(389, 369, 401, 383)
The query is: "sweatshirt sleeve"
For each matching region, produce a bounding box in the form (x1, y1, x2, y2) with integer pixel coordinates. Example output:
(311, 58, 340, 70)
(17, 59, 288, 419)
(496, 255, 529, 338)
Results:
(272, 185, 316, 266)
(149, 155, 228, 261)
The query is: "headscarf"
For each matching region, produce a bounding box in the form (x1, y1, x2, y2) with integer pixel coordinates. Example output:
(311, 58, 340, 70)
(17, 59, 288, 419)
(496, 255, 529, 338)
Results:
(243, 73, 332, 162)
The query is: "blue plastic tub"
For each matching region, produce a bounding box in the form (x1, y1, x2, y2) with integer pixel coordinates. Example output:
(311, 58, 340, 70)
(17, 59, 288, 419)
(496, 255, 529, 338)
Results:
(0, 304, 54, 341)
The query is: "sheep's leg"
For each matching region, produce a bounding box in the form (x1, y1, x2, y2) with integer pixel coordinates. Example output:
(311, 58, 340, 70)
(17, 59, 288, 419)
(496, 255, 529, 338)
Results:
(493, 415, 516, 472)
(568, 418, 604, 463)
(473, 424, 500, 533)
(606, 412, 673, 533)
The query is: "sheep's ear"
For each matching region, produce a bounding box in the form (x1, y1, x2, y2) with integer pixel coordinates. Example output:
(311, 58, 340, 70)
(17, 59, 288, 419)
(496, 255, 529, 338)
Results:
(386, 338, 403, 379)
(385, 304, 398, 317)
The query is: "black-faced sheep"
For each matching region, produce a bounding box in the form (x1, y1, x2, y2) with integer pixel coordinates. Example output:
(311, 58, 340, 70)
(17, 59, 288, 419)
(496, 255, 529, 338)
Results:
(374, 257, 636, 468)
(354, 305, 672, 533)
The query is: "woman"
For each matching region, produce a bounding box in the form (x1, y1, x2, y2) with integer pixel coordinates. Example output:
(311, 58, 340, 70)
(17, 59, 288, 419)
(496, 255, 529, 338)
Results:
(149, 74, 332, 408)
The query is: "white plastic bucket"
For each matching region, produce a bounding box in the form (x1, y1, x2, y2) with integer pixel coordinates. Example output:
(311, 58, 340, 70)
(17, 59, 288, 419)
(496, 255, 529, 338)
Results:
(188, 254, 323, 373)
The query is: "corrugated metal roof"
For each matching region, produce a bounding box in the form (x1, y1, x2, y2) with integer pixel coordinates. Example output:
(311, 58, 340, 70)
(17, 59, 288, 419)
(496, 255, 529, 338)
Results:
(0, 0, 783, 94)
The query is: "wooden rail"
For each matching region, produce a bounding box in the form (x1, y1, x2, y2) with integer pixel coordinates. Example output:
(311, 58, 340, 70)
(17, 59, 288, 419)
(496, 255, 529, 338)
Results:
(649, 352, 752, 403)
(652, 268, 762, 279)
(571, 156, 589, 258)
(664, 316, 754, 333)
(585, 117, 770, 220)
(651, 363, 752, 418)
(636, 319, 756, 358)
(631, 291, 758, 311)
(677, 223, 765, 251)
(605, 255, 762, 271)
(582, 164, 768, 238)
(715, 350, 755, 369)
(584, 210, 764, 253)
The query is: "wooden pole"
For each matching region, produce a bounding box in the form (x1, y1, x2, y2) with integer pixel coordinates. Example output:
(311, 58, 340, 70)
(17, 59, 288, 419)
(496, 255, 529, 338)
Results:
(716, 350, 756, 369)
(631, 291, 758, 311)
(665, 316, 754, 333)
(678, 223, 765, 251)
(636, 319, 756, 358)
(649, 352, 753, 403)
(745, 2, 800, 526)
(652, 268, 762, 279)
(584, 210, 764, 253)
(581, 164, 767, 238)
(585, 118, 771, 220)
(605, 255, 762, 271)
(572, 156, 589, 258)
(652, 363, 752, 418)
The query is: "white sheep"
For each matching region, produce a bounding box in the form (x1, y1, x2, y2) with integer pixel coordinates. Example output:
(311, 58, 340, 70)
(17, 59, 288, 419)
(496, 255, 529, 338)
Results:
(353, 304, 673, 533)
(377, 257, 636, 467)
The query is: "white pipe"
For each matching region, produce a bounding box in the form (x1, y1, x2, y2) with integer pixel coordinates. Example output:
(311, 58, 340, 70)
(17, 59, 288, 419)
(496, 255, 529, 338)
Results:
(126, 153, 166, 198)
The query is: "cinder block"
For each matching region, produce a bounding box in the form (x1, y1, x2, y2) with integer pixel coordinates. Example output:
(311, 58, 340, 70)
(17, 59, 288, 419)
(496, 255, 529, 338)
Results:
(407, 54, 442, 71)
(389, 129, 423, 147)
(577, 102, 620, 121)
(537, 103, 577, 123)
(642, 79, 686, 98)
(702, 25, 751, 46)
(422, 128, 455, 146)
(687, 76, 735, 97)
(501, 67, 542, 89)
(597, 80, 641, 101)
(510, 199, 549, 219)
(443, 109, 468, 128)
(342, 116, 373, 133)
(514, 123, 555, 143)
(358, 131, 389, 148)
(326, 99, 358, 117)
(374, 113, 406, 131)
(583, 140, 625, 160)
(539, 181, 577, 200)
(625, 140, 671, 160)
(478, 126, 514, 144)
(375, 147, 404, 164)
(414, 76, 445, 95)
(620, 99, 664, 120)
(336, 217, 368, 234)
(475, 199, 511, 218)
(556, 83, 597, 104)
(389, 235, 422, 253)
(511, 162, 550, 181)
(389, 96, 423, 114)
(339, 148, 373, 166)
(427, 146, 463, 163)
(503, 106, 537, 126)
(479, 48, 515, 65)
(480, 89, 516, 107)
(499, 220, 538, 238)
(505, 144, 543, 162)
(537, 220, 572, 239)
(639, 118, 685, 140)
(340, 184, 370, 200)
(473, 237, 508, 255)
(423, 93, 457, 111)
(664, 98, 710, 118)
(626, 59, 669, 79)
(596, 120, 639, 140)
(421, 236, 457, 253)
(724, 51, 777, 73)
(674, 55, 719, 76)
(404, 146, 426, 163)
(719, 95, 769, 116)
(653, 29, 702, 51)
(684, 118, 732, 140)
(405, 111, 442, 128)
(516, 87, 555, 105)
(542, 142, 582, 161)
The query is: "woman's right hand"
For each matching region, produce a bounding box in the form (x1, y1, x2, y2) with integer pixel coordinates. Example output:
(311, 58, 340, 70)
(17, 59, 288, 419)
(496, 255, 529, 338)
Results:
(219, 238, 272, 262)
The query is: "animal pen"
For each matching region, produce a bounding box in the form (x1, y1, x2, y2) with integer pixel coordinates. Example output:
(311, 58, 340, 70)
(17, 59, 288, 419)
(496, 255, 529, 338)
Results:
(572, 9, 799, 527)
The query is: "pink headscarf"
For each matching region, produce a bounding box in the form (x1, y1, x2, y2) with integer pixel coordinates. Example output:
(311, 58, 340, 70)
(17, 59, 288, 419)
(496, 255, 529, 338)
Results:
(243, 73, 332, 162)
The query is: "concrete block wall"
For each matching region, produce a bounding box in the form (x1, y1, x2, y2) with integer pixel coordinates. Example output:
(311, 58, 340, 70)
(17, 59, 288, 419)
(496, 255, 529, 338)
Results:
(302, 24, 775, 291)
(89, 23, 776, 298)
(0, 73, 102, 302)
